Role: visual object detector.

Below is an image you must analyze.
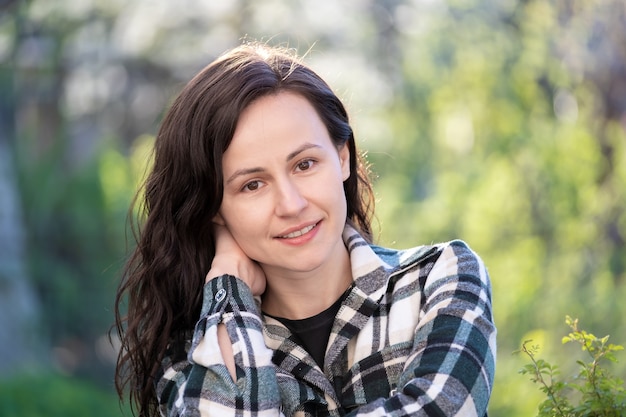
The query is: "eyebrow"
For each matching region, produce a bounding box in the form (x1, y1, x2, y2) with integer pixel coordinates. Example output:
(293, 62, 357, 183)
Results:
(286, 142, 321, 161)
(225, 142, 322, 185)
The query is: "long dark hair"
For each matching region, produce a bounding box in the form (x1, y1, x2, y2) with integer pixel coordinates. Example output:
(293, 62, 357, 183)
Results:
(114, 42, 375, 416)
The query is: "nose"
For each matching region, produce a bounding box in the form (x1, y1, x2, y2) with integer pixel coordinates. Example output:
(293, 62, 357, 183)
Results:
(274, 178, 308, 217)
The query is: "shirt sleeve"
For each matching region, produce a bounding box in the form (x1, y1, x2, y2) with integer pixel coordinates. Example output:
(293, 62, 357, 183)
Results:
(347, 240, 497, 417)
(156, 274, 284, 417)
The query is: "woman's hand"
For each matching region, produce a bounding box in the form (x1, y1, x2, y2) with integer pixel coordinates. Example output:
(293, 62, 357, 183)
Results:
(209, 224, 265, 381)
(206, 224, 266, 296)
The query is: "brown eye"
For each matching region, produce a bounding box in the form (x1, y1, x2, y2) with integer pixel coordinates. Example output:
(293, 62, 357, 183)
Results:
(243, 181, 260, 191)
(296, 159, 313, 171)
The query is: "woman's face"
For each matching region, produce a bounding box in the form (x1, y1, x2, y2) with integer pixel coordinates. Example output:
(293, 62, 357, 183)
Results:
(217, 91, 350, 278)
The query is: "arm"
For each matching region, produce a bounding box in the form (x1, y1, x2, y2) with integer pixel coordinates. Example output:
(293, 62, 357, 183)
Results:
(157, 275, 283, 417)
(156, 225, 283, 416)
(208, 223, 267, 382)
(348, 240, 496, 416)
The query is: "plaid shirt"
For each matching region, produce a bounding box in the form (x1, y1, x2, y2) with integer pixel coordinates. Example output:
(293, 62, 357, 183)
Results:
(157, 225, 496, 416)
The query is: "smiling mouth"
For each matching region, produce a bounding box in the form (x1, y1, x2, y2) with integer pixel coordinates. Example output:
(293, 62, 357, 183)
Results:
(278, 222, 318, 239)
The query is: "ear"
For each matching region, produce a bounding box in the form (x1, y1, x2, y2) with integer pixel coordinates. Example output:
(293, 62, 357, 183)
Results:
(338, 143, 350, 181)
(213, 212, 226, 226)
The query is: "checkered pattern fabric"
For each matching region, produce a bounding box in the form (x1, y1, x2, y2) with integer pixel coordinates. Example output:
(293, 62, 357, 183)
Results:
(157, 225, 496, 416)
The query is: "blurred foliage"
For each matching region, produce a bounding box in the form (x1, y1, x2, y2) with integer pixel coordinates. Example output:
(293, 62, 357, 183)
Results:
(0, 0, 624, 416)
(14, 134, 129, 380)
(0, 372, 130, 417)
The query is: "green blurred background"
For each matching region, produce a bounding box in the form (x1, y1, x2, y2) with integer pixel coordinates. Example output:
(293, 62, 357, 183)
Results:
(0, 0, 624, 415)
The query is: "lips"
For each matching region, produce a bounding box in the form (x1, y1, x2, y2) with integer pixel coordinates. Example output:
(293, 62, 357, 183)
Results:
(277, 222, 318, 239)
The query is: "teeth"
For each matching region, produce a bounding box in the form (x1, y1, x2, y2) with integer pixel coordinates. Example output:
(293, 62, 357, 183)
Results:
(281, 224, 315, 238)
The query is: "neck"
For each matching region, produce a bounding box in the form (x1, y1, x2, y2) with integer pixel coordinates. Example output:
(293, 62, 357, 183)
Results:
(261, 246, 352, 320)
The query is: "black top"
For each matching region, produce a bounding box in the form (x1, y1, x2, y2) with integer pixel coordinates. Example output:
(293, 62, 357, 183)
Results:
(265, 286, 352, 369)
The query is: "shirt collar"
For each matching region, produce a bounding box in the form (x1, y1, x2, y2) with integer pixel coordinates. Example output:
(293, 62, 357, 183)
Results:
(342, 223, 439, 302)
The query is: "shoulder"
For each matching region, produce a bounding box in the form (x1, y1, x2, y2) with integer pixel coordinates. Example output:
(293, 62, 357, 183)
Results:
(432, 239, 487, 278)
(371, 238, 480, 267)
(372, 239, 488, 284)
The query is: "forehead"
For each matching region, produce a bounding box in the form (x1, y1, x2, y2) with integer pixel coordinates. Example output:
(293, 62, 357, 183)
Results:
(224, 92, 331, 158)
(237, 91, 321, 132)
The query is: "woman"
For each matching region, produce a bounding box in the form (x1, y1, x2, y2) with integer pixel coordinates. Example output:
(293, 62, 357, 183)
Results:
(114, 42, 496, 417)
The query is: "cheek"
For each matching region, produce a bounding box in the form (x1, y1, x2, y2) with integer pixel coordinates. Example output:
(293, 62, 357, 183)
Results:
(220, 200, 267, 241)
(222, 216, 263, 259)
(228, 226, 267, 263)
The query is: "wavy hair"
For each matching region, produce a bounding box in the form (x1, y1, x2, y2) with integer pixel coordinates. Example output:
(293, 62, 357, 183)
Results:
(113, 42, 375, 416)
